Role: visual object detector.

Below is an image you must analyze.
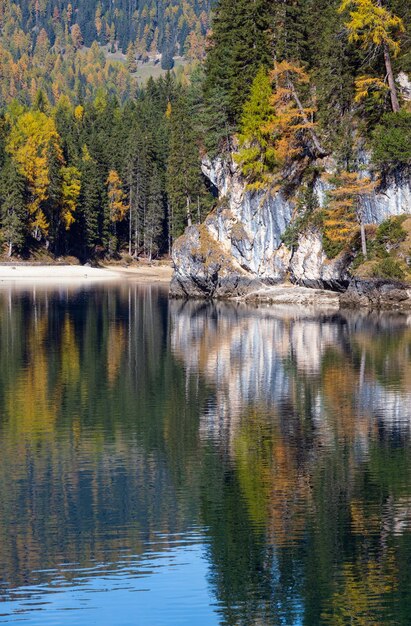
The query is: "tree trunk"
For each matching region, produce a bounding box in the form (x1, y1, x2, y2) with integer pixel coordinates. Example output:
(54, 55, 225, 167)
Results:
(134, 184, 139, 258)
(167, 202, 172, 256)
(186, 196, 192, 227)
(143, 198, 146, 257)
(360, 220, 367, 259)
(383, 43, 400, 112)
(129, 184, 133, 256)
(287, 78, 328, 158)
(8, 241, 12, 258)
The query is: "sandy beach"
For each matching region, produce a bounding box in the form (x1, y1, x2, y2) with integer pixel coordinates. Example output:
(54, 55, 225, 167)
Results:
(103, 264, 173, 283)
(0, 263, 173, 285)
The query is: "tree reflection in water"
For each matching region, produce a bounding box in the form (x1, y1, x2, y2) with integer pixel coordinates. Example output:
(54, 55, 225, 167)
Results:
(0, 289, 410, 624)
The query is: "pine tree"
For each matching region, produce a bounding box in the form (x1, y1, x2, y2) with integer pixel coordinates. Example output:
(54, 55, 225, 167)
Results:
(0, 160, 27, 257)
(126, 42, 137, 73)
(265, 61, 326, 170)
(71, 23, 84, 50)
(324, 171, 375, 258)
(236, 61, 327, 187)
(79, 146, 103, 256)
(6, 110, 63, 240)
(106, 169, 128, 253)
(146, 164, 164, 260)
(167, 94, 203, 240)
(61, 165, 81, 230)
(45, 140, 64, 249)
(204, 0, 273, 130)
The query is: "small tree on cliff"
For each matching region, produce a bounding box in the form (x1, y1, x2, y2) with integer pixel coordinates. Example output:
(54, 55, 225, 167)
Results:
(235, 67, 277, 190)
(339, 0, 404, 112)
(236, 61, 327, 189)
(323, 171, 375, 258)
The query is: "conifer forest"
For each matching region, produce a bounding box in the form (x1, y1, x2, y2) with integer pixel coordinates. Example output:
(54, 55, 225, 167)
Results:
(0, 0, 410, 262)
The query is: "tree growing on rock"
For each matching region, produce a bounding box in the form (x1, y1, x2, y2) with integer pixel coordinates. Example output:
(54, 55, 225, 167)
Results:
(236, 61, 327, 189)
(235, 67, 277, 190)
(323, 171, 375, 258)
(339, 0, 405, 112)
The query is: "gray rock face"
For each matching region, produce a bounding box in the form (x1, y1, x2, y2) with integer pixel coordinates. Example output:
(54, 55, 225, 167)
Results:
(288, 230, 351, 290)
(340, 278, 411, 310)
(170, 157, 411, 299)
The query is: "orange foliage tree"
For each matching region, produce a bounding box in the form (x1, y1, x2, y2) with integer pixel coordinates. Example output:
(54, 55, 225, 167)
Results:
(236, 61, 327, 190)
(323, 171, 375, 258)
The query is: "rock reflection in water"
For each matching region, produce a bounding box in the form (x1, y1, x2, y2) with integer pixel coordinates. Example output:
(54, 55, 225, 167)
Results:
(171, 300, 411, 625)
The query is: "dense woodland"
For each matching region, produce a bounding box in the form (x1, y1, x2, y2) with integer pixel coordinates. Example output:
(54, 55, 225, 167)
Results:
(5, 0, 214, 65)
(0, 0, 410, 261)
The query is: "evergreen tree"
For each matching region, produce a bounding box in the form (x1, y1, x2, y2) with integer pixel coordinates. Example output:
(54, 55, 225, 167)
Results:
(0, 160, 27, 257)
(204, 0, 273, 130)
(126, 42, 137, 72)
(339, 0, 405, 111)
(146, 164, 164, 260)
(78, 146, 104, 256)
(167, 95, 204, 240)
(323, 171, 375, 258)
(45, 141, 64, 250)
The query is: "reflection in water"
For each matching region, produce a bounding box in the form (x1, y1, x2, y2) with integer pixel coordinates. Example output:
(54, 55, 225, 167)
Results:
(0, 289, 411, 624)
(171, 300, 411, 625)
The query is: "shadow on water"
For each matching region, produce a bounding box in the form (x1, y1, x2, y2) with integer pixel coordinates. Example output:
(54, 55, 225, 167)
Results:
(0, 287, 411, 624)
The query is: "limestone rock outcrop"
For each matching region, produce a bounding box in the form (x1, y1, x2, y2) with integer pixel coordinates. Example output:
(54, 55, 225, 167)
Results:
(170, 157, 411, 302)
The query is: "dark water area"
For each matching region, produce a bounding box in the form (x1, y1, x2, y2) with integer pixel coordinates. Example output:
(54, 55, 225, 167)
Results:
(0, 284, 411, 625)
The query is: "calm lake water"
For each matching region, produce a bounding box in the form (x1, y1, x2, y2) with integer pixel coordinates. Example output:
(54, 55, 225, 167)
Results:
(0, 284, 411, 625)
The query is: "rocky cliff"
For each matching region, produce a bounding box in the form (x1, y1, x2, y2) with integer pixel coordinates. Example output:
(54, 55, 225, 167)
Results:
(170, 157, 411, 307)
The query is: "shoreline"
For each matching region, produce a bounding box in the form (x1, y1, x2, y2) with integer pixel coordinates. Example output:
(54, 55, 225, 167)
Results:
(0, 263, 173, 285)
(2, 264, 410, 311)
(170, 279, 411, 311)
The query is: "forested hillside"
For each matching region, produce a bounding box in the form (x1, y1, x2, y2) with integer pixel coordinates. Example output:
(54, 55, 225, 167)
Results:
(3, 0, 213, 67)
(0, 0, 410, 264)
(0, 0, 214, 260)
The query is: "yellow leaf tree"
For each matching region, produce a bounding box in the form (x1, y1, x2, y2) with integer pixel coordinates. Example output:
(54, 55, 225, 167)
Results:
(339, 0, 404, 112)
(107, 170, 128, 223)
(106, 170, 129, 252)
(6, 110, 63, 239)
(61, 166, 81, 230)
(324, 171, 375, 258)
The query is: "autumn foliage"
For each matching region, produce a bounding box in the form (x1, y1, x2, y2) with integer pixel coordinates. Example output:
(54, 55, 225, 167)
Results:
(323, 171, 375, 253)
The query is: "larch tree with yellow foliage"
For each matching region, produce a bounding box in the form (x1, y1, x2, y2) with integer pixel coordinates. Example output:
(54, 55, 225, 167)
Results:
(6, 110, 63, 239)
(339, 0, 404, 112)
(106, 170, 129, 253)
(324, 171, 375, 258)
(61, 166, 81, 230)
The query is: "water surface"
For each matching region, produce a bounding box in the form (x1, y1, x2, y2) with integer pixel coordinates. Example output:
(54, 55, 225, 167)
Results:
(0, 285, 411, 625)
